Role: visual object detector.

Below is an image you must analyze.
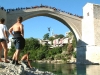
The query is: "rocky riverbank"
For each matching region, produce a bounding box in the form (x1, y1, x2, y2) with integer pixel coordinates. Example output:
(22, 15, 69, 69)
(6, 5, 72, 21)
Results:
(0, 59, 55, 75)
(35, 55, 76, 64)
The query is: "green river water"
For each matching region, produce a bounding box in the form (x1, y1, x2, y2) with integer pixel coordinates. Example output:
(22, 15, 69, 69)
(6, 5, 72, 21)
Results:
(32, 62, 100, 75)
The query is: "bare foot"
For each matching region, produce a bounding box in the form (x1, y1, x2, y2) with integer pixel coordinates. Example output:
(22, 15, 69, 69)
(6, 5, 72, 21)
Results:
(0, 60, 3, 62)
(4, 60, 10, 63)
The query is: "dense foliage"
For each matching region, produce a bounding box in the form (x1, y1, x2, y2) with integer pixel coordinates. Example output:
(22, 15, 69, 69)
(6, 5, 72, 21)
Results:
(8, 37, 62, 60)
(8, 32, 76, 61)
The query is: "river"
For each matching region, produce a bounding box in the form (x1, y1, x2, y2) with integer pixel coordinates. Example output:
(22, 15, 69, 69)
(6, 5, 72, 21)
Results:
(31, 62, 100, 75)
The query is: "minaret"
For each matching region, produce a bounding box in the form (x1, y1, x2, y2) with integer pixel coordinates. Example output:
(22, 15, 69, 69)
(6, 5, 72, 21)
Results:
(51, 29, 54, 36)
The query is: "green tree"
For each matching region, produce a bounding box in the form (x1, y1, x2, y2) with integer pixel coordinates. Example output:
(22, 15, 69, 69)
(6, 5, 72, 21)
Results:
(66, 32, 73, 38)
(48, 36, 55, 45)
(43, 33, 49, 40)
(55, 34, 64, 39)
(24, 37, 40, 51)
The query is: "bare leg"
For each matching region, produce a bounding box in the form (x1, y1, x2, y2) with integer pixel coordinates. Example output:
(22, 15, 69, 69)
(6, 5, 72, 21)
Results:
(1, 41, 9, 62)
(15, 49, 20, 61)
(0, 43, 3, 62)
(12, 50, 20, 65)
(12, 52, 16, 60)
(14, 49, 21, 65)
(28, 61, 32, 68)
(11, 51, 16, 64)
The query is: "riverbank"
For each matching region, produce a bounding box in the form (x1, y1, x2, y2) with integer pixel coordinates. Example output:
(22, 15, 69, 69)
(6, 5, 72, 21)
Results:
(35, 58, 100, 65)
(35, 59, 76, 64)
(35, 55, 76, 64)
(0, 58, 55, 75)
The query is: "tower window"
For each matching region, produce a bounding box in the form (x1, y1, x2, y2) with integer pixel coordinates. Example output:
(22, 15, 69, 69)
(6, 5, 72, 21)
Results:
(87, 12, 89, 16)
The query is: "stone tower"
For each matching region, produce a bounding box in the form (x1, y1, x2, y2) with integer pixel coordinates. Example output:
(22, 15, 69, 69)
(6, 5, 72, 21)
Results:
(77, 3, 100, 64)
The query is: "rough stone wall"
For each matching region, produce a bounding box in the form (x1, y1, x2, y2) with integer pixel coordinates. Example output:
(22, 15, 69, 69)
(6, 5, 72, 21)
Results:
(82, 3, 95, 45)
(93, 4, 100, 46)
(77, 3, 100, 64)
(82, 3, 100, 46)
(0, 9, 7, 25)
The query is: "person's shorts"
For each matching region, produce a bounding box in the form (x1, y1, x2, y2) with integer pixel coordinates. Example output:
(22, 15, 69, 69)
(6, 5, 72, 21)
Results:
(22, 60, 28, 63)
(22, 60, 29, 68)
(0, 39, 6, 42)
(13, 37, 25, 50)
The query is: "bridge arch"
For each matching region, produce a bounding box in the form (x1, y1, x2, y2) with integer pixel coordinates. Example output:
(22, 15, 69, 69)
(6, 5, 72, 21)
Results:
(7, 7, 82, 45)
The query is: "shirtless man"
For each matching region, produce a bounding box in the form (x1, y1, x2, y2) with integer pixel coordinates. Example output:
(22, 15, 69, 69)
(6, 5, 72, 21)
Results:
(21, 52, 32, 69)
(0, 18, 9, 63)
(9, 16, 25, 65)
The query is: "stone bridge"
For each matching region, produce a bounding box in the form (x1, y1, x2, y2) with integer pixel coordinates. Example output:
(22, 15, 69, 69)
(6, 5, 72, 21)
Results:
(0, 3, 100, 64)
(6, 6, 82, 42)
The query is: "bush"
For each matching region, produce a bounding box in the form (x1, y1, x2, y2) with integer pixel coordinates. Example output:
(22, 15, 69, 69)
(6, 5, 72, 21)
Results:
(8, 45, 15, 57)
(72, 51, 76, 58)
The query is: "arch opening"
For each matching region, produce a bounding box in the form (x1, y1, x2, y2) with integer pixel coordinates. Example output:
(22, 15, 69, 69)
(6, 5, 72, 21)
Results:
(23, 14, 78, 43)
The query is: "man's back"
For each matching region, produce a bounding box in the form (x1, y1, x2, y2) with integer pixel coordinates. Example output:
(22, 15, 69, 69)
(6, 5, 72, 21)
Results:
(9, 16, 24, 37)
(12, 23, 22, 31)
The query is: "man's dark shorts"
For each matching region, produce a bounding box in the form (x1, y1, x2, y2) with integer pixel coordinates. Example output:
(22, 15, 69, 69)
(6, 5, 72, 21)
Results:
(22, 60, 30, 68)
(14, 37, 25, 50)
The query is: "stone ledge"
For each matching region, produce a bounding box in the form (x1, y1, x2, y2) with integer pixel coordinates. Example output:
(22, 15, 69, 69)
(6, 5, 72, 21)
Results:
(0, 59, 55, 75)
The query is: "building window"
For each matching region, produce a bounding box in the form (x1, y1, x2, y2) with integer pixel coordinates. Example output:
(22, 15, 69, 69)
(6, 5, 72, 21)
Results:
(87, 12, 89, 16)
